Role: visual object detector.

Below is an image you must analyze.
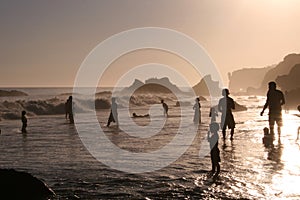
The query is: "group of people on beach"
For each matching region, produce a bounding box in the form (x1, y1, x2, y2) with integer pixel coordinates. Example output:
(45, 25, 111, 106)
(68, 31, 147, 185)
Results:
(205, 81, 287, 178)
(17, 81, 296, 179)
(95, 81, 289, 178)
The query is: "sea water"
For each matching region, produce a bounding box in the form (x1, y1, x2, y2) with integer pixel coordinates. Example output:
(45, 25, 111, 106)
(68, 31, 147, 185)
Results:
(0, 88, 300, 199)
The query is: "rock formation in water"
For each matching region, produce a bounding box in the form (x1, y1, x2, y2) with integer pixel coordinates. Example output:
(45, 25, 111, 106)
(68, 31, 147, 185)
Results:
(122, 77, 185, 94)
(0, 169, 55, 200)
(0, 90, 28, 97)
(192, 75, 221, 97)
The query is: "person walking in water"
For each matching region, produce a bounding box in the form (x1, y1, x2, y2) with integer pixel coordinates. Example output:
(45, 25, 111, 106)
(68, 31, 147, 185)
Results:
(21, 110, 27, 133)
(260, 81, 285, 136)
(66, 96, 74, 124)
(207, 122, 221, 178)
(161, 100, 168, 117)
(65, 97, 70, 119)
(193, 97, 201, 124)
(218, 88, 235, 140)
(107, 97, 118, 127)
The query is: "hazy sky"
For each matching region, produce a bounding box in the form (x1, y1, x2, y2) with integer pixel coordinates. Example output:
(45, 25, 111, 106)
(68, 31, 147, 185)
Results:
(1, 0, 300, 87)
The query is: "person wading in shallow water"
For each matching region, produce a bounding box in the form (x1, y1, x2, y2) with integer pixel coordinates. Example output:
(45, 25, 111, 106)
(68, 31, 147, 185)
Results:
(261, 81, 285, 136)
(218, 89, 235, 140)
(65, 96, 74, 124)
(161, 99, 168, 117)
(207, 122, 221, 178)
(21, 110, 27, 133)
(193, 97, 201, 124)
(107, 97, 118, 127)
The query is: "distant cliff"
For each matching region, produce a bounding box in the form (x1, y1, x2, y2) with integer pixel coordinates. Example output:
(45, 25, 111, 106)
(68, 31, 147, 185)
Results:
(276, 64, 300, 92)
(259, 53, 300, 93)
(228, 66, 273, 94)
(276, 64, 300, 109)
(228, 53, 300, 95)
(192, 75, 221, 97)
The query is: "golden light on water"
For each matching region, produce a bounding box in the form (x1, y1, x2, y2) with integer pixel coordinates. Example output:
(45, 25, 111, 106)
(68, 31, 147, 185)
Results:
(268, 112, 300, 198)
(281, 112, 300, 138)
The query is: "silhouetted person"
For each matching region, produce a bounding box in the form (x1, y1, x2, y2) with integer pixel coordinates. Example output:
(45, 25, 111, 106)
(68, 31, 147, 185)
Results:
(209, 107, 218, 123)
(21, 110, 27, 133)
(107, 97, 118, 127)
(262, 127, 273, 147)
(207, 122, 220, 178)
(218, 89, 235, 140)
(193, 97, 201, 124)
(66, 96, 74, 124)
(161, 100, 168, 117)
(132, 112, 149, 118)
(260, 81, 285, 136)
(65, 98, 70, 119)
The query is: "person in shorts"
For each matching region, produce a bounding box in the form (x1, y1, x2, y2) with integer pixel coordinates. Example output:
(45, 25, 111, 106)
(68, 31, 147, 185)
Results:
(218, 89, 235, 140)
(261, 81, 285, 136)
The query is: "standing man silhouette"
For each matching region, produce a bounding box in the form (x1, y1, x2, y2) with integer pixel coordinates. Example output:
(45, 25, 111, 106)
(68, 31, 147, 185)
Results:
(193, 97, 201, 124)
(161, 100, 168, 117)
(66, 96, 74, 124)
(261, 81, 285, 136)
(218, 89, 235, 140)
(21, 110, 27, 133)
(107, 97, 118, 127)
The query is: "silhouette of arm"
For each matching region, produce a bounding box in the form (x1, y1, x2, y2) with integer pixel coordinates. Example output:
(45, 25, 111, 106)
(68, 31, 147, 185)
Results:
(261, 93, 269, 116)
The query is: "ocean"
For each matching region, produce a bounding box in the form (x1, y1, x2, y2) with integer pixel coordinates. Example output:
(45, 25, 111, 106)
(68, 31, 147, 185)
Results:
(0, 88, 300, 199)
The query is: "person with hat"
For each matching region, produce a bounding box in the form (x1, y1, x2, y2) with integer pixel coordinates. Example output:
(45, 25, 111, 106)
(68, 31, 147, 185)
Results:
(218, 88, 235, 140)
(260, 81, 285, 136)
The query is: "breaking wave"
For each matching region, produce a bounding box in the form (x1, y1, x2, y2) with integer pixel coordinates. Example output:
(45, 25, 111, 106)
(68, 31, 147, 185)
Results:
(0, 93, 190, 120)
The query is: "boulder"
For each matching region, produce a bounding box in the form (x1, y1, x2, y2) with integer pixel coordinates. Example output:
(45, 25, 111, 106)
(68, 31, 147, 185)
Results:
(0, 169, 55, 200)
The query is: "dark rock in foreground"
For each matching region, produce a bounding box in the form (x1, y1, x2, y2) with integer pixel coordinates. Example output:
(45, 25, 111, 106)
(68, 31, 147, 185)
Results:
(0, 169, 55, 200)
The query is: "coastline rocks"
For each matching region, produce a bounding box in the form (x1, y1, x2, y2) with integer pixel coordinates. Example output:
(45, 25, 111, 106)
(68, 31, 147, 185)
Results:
(0, 90, 28, 97)
(0, 169, 55, 200)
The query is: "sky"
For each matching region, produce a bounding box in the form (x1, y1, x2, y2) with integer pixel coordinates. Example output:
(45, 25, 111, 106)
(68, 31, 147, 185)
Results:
(1, 0, 300, 87)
